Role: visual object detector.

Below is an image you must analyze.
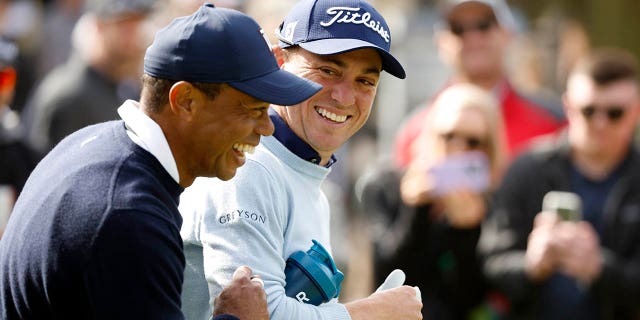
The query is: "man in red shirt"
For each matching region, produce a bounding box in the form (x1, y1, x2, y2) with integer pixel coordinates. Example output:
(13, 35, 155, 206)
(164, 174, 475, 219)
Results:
(394, 0, 565, 168)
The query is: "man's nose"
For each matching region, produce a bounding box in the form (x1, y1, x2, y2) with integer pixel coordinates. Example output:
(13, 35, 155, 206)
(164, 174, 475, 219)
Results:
(256, 112, 275, 136)
(330, 80, 356, 107)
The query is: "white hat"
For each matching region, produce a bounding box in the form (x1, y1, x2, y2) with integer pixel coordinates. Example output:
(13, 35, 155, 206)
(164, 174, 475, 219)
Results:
(441, 0, 517, 31)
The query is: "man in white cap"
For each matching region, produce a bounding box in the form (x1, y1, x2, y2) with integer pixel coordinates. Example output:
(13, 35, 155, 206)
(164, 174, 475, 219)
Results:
(394, 0, 566, 168)
(179, 0, 423, 319)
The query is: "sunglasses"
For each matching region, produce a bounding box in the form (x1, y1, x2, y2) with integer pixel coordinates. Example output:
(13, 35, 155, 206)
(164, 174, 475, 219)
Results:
(579, 105, 626, 122)
(440, 132, 485, 150)
(448, 18, 496, 37)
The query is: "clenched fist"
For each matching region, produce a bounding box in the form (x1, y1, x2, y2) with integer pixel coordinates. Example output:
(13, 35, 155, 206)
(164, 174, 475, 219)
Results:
(213, 266, 269, 320)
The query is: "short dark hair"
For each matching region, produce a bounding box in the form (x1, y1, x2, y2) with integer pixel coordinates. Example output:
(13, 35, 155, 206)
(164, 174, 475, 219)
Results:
(140, 74, 223, 113)
(280, 45, 300, 62)
(573, 47, 639, 86)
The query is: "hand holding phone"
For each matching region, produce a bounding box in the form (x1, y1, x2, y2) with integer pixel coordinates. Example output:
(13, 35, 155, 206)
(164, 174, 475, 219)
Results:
(542, 191, 582, 221)
(428, 151, 490, 196)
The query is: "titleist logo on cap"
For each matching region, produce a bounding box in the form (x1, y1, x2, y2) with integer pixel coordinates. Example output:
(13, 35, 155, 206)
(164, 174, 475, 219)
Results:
(319, 6, 390, 43)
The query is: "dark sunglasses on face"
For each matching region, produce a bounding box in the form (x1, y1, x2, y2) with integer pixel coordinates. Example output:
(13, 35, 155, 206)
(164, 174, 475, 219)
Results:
(449, 18, 496, 37)
(579, 105, 626, 122)
(440, 132, 485, 149)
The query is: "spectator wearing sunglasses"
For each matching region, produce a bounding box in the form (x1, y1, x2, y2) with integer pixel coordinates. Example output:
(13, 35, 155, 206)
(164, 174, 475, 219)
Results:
(357, 83, 506, 320)
(393, 0, 566, 169)
(478, 47, 640, 319)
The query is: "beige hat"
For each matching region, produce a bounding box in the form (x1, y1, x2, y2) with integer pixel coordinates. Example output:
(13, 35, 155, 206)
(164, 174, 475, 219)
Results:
(441, 0, 517, 31)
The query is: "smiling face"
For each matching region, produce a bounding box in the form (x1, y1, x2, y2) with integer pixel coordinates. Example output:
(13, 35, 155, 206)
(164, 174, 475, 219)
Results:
(273, 48, 382, 165)
(180, 83, 274, 182)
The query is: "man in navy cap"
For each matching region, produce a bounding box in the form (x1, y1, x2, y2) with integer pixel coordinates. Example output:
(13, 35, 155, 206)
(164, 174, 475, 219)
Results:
(0, 4, 321, 319)
(179, 1, 423, 319)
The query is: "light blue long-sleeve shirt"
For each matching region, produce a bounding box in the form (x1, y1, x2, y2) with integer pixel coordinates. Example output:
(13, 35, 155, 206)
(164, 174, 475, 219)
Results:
(179, 135, 351, 320)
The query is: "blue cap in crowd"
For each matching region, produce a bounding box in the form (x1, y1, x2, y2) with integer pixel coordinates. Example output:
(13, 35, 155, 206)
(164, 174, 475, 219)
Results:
(276, 0, 406, 79)
(144, 3, 323, 106)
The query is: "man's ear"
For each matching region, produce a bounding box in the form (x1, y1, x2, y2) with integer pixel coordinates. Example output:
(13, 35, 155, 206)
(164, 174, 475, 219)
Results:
(168, 81, 194, 115)
(629, 100, 640, 121)
(272, 45, 285, 67)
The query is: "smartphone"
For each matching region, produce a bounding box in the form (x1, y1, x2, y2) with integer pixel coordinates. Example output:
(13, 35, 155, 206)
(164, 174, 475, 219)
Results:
(542, 191, 582, 221)
(428, 151, 490, 196)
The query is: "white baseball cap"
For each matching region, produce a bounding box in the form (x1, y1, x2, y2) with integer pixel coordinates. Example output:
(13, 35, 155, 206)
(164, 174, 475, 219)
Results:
(441, 0, 517, 32)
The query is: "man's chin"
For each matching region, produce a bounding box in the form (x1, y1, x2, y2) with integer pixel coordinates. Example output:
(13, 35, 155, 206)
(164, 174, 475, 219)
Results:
(216, 168, 238, 181)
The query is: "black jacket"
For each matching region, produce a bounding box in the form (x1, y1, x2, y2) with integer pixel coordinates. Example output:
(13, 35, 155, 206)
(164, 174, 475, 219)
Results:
(0, 122, 186, 319)
(478, 138, 640, 319)
(359, 167, 486, 320)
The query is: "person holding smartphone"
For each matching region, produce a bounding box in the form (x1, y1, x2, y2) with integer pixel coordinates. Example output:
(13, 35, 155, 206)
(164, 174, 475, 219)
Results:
(357, 83, 506, 319)
(478, 48, 640, 319)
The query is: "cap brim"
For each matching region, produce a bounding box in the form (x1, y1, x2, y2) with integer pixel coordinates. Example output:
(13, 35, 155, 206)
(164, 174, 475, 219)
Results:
(229, 69, 322, 106)
(299, 39, 406, 79)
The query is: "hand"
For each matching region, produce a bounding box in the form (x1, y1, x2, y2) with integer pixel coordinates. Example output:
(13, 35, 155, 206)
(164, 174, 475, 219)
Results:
(213, 266, 269, 320)
(376, 269, 406, 292)
(440, 189, 487, 229)
(376, 269, 422, 302)
(400, 164, 436, 207)
(346, 286, 423, 320)
(555, 221, 603, 284)
(525, 212, 560, 281)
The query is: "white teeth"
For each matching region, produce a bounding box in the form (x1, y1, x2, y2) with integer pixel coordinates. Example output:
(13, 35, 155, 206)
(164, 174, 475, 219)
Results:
(233, 143, 255, 155)
(316, 107, 347, 123)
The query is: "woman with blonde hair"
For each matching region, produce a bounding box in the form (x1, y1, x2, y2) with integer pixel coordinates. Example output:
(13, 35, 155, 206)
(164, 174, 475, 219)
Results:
(358, 83, 506, 319)
(401, 83, 506, 227)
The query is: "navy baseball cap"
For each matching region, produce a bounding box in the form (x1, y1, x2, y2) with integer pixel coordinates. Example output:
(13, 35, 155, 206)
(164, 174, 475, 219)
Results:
(276, 0, 406, 79)
(144, 3, 322, 106)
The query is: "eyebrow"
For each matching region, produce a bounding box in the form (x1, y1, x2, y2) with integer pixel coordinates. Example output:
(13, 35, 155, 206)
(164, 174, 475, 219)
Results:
(321, 56, 382, 76)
